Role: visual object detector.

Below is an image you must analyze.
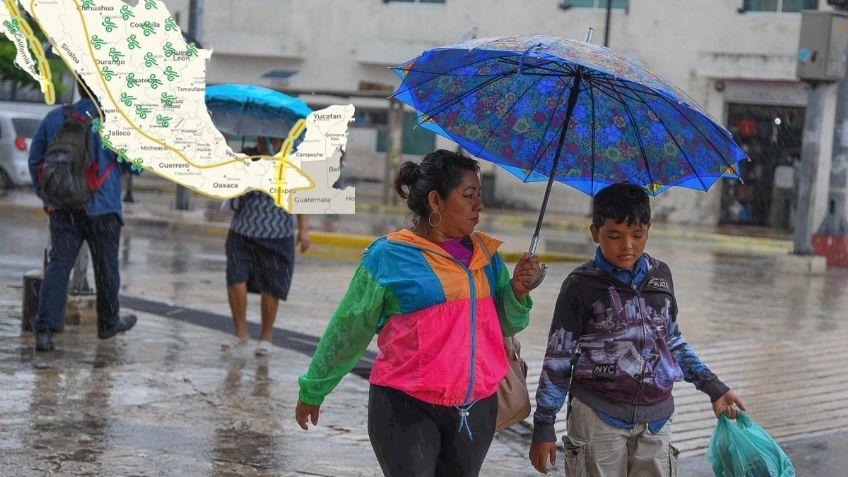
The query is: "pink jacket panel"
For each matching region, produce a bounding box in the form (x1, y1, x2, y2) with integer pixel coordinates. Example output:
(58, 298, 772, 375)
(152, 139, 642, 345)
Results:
(370, 297, 507, 406)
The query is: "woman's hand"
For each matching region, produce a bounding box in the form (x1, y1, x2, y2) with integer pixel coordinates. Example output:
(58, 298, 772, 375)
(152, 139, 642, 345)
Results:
(295, 400, 321, 430)
(511, 253, 541, 300)
(297, 230, 311, 253)
(296, 214, 311, 253)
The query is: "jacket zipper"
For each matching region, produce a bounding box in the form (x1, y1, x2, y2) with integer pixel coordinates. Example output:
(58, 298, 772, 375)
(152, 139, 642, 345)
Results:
(631, 285, 648, 422)
(395, 240, 480, 405)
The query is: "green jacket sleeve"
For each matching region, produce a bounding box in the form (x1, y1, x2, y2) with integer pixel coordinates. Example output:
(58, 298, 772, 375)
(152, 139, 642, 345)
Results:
(492, 253, 533, 336)
(298, 263, 386, 406)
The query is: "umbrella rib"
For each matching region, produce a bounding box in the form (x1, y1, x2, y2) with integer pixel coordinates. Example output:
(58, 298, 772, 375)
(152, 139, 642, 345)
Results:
(413, 73, 518, 125)
(474, 73, 547, 163)
(596, 78, 735, 189)
(497, 57, 575, 77)
(395, 50, 576, 98)
(524, 76, 575, 182)
(590, 77, 652, 105)
(608, 83, 659, 195)
(590, 82, 597, 195)
(627, 88, 710, 192)
(393, 53, 523, 97)
(653, 93, 740, 178)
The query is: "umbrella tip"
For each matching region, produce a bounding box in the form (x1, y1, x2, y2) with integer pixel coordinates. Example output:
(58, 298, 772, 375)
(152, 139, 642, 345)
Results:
(585, 27, 594, 43)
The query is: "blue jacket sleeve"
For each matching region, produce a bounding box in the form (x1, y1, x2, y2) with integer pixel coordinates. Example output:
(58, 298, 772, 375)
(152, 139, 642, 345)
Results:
(668, 319, 729, 401)
(532, 276, 584, 442)
(28, 116, 50, 198)
(666, 271, 729, 401)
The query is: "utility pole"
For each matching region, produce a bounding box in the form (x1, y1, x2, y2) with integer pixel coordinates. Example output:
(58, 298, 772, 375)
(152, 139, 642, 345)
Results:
(384, 99, 403, 205)
(793, 83, 829, 254)
(175, 0, 204, 210)
(603, 0, 612, 47)
(790, 9, 848, 266)
(810, 1, 848, 267)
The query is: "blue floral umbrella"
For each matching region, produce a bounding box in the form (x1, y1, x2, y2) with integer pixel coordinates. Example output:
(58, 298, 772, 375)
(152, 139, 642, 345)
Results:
(392, 34, 747, 259)
(205, 83, 312, 138)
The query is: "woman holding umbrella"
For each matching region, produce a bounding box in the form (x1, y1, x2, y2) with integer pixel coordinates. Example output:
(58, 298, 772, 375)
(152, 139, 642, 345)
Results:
(295, 149, 541, 476)
(205, 84, 314, 356)
(225, 136, 310, 356)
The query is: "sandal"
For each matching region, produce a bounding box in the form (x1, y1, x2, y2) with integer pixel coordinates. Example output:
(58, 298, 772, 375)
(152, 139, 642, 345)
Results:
(221, 336, 250, 352)
(255, 340, 272, 357)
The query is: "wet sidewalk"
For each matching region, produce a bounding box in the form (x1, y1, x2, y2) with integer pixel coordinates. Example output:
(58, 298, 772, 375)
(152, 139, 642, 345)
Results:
(0, 282, 538, 476)
(2, 186, 848, 475)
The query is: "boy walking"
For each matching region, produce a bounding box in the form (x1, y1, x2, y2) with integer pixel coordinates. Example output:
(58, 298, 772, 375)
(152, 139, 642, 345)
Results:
(529, 183, 745, 476)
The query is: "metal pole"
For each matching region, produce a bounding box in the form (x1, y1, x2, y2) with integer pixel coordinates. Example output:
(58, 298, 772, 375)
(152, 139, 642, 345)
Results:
(529, 69, 584, 255)
(384, 99, 403, 205)
(816, 14, 848, 237)
(604, 0, 612, 47)
(69, 246, 92, 294)
(188, 0, 204, 38)
(522, 70, 584, 290)
(176, 0, 204, 210)
(793, 83, 826, 254)
(124, 173, 135, 202)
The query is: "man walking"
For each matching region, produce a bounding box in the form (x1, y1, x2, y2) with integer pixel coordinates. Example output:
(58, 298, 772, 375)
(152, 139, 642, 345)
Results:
(27, 81, 137, 352)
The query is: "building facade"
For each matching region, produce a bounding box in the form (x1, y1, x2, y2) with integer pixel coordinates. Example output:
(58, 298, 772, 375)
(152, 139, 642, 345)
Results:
(159, 0, 821, 226)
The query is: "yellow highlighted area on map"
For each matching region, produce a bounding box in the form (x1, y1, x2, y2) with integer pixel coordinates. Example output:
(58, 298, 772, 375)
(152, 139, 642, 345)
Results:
(3, 0, 54, 104)
(275, 119, 311, 208)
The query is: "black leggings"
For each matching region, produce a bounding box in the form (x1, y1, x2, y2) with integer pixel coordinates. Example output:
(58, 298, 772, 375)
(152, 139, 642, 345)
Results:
(367, 385, 498, 477)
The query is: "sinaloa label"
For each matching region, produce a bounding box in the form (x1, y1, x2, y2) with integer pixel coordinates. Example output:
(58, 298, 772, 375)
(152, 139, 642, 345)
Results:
(2, 0, 355, 214)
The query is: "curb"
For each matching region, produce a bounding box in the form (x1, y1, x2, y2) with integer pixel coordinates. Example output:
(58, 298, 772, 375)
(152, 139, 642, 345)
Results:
(0, 198, 792, 257)
(0, 202, 587, 263)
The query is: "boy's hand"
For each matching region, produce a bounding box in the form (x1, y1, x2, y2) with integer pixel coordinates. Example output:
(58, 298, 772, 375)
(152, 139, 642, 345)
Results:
(712, 389, 746, 419)
(529, 441, 557, 474)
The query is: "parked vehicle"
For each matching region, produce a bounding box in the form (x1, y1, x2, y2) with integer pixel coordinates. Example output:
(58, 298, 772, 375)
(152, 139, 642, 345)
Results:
(0, 110, 42, 189)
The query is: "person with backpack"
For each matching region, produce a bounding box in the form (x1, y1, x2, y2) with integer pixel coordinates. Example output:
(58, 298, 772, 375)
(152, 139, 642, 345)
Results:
(27, 80, 138, 352)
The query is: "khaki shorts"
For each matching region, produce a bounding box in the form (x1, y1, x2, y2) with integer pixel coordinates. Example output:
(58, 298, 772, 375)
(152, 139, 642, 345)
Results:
(562, 397, 679, 477)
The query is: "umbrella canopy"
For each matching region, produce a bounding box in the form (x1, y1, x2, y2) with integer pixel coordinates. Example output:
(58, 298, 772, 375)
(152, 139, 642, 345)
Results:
(392, 35, 747, 198)
(205, 83, 312, 138)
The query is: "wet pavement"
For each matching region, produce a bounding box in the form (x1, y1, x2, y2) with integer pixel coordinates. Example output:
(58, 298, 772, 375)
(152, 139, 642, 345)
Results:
(2, 188, 848, 475)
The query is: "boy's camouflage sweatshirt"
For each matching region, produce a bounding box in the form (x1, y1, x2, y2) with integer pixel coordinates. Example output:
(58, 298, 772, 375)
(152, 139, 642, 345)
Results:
(532, 254, 729, 442)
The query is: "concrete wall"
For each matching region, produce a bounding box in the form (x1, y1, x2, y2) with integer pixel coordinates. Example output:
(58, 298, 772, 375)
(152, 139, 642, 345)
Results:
(160, 0, 823, 223)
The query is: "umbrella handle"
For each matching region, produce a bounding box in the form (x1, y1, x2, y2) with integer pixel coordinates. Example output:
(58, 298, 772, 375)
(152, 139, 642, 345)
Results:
(522, 261, 547, 290)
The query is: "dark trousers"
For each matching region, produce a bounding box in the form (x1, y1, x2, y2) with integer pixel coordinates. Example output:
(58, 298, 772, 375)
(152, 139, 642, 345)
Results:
(367, 385, 498, 477)
(32, 210, 122, 333)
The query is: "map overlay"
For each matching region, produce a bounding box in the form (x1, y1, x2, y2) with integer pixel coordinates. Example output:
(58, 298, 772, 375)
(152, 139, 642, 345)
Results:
(1, 0, 355, 213)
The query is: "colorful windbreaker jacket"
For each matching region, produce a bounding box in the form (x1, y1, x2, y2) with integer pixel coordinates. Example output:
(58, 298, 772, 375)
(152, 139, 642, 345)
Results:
(532, 254, 729, 442)
(298, 229, 533, 407)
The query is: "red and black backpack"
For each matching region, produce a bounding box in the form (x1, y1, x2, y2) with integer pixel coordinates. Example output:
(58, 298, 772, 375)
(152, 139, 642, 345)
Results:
(38, 105, 114, 208)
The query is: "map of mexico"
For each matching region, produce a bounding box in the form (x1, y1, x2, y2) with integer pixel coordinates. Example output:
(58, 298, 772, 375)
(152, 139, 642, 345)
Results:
(2, 0, 355, 213)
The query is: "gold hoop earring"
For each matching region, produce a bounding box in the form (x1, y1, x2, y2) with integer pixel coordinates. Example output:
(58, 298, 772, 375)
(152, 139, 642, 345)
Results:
(428, 211, 442, 227)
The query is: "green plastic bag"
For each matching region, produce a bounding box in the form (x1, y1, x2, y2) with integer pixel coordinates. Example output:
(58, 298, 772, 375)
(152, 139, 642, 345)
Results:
(706, 412, 795, 477)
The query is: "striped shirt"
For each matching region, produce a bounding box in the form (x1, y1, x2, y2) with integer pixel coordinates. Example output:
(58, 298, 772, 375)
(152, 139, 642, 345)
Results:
(229, 191, 295, 239)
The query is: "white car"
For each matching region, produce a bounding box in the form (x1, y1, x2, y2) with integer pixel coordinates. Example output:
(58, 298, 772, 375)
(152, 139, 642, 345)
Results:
(0, 110, 43, 189)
